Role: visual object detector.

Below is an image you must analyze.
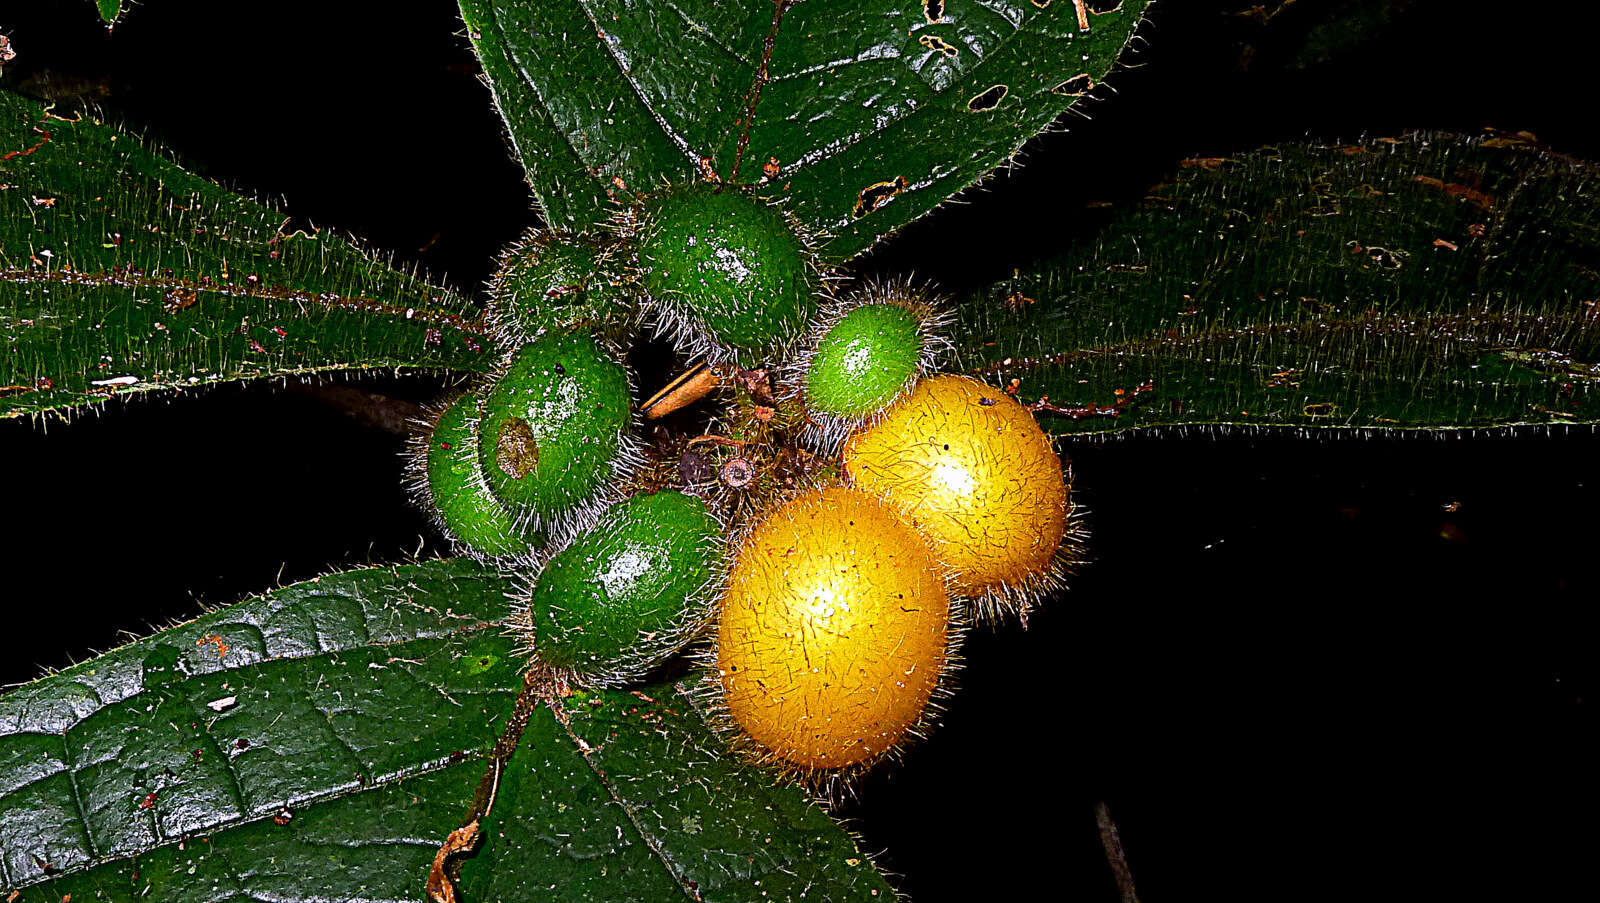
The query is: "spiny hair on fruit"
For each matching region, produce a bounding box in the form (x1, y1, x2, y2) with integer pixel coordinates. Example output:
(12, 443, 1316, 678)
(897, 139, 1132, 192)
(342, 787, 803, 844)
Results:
(842, 374, 1079, 625)
(485, 228, 637, 347)
(403, 390, 538, 560)
(512, 488, 727, 688)
(616, 181, 831, 368)
(475, 327, 644, 537)
(698, 483, 965, 797)
(786, 277, 953, 451)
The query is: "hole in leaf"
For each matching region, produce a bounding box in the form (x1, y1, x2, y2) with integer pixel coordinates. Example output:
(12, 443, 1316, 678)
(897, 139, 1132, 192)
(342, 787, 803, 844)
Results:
(1052, 74, 1094, 96)
(853, 176, 909, 218)
(967, 84, 1008, 112)
(918, 34, 958, 58)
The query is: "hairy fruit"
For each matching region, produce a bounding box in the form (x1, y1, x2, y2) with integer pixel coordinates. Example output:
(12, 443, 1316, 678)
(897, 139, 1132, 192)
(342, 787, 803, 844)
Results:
(477, 329, 635, 527)
(414, 392, 535, 559)
(717, 486, 950, 772)
(805, 302, 922, 417)
(630, 183, 818, 365)
(488, 230, 631, 344)
(527, 490, 723, 686)
(841, 375, 1070, 620)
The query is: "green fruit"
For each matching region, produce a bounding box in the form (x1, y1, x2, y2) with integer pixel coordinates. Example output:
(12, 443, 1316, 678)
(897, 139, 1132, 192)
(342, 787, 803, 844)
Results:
(631, 183, 817, 364)
(528, 490, 723, 685)
(488, 230, 630, 343)
(420, 392, 537, 558)
(477, 329, 634, 525)
(804, 302, 924, 418)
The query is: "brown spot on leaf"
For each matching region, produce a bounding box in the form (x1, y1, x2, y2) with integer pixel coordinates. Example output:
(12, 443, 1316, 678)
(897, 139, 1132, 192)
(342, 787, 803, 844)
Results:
(1414, 175, 1495, 210)
(197, 634, 228, 660)
(1002, 291, 1035, 313)
(163, 287, 199, 314)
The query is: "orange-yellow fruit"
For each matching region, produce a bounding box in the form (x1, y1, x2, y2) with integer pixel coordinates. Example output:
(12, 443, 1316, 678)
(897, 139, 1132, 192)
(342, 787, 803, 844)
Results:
(841, 374, 1068, 605)
(717, 486, 949, 770)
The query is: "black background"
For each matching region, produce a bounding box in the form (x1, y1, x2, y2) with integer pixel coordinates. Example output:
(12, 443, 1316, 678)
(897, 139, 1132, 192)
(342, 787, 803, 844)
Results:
(1, 2, 1595, 900)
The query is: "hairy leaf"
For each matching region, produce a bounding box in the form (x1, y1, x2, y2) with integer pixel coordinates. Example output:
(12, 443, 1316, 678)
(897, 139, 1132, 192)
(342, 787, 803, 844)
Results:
(955, 133, 1600, 434)
(0, 91, 497, 421)
(0, 559, 522, 898)
(458, 681, 894, 902)
(458, 0, 1151, 260)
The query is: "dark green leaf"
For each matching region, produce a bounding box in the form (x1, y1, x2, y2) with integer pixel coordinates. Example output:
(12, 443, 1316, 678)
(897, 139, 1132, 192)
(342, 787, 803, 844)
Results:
(93, 1, 123, 28)
(0, 90, 498, 421)
(955, 133, 1600, 434)
(458, 0, 1151, 260)
(458, 680, 894, 902)
(0, 558, 523, 899)
(1, 562, 895, 901)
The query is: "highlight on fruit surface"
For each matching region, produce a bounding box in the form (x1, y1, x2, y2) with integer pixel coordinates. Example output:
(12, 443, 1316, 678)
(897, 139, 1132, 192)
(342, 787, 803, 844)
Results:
(476, 328, 639, 531)
(486, 229, 633, 345)
(520, 489, 724, 687)
(841, 374, 1074, 623)
(712, 485, 957, 784)
(405, 391, 537, 559)
(622, 182, 822, 366)
(790, 279, 951, 449)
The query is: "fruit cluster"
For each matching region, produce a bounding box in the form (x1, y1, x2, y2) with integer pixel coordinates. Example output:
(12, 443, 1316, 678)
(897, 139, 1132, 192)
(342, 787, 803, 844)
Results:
(411, 182, 1074, 789)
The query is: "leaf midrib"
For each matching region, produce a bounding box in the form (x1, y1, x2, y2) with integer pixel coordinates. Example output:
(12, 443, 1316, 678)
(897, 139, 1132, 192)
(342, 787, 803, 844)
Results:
(501, 0, 1068, 184)
(1, 267, 491, 334)
(544, 690, 699, 902)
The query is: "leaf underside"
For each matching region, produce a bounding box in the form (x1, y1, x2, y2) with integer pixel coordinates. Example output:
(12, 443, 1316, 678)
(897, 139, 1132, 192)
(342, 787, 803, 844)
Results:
(0, 561, 894, 902)
(458, 0, 1151, 261)
(0, 91, 498, 421)
(956, 133, 1600, 435)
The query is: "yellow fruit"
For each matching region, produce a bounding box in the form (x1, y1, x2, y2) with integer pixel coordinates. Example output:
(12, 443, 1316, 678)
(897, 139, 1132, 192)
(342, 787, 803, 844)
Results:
(841, 374, 1069, 617)
(717, 486, 950, 771)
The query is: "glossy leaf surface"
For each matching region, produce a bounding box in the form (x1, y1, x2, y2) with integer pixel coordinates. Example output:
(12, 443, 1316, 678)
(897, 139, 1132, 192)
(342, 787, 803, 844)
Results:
(0, 91, 497, 421)
(458, 0, 1151, 260)
(458, 681, 894, 902)
(955, 133, 1600, 435)
(0, 559, 522, 898)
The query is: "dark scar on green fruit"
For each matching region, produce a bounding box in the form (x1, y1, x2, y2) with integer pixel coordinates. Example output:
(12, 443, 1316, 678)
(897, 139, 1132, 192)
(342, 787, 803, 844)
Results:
(497, 417, 540, 479)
